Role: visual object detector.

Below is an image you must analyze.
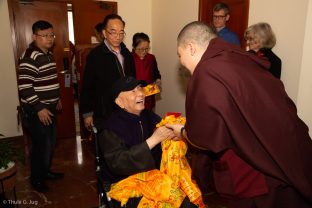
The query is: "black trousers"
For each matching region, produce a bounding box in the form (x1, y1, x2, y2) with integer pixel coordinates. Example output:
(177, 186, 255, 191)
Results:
(21, 104, 57, 183)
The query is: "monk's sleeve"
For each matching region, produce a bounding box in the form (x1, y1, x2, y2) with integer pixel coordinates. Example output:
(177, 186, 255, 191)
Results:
(185, 73, 233, 153)
(98, 130, 156, 175)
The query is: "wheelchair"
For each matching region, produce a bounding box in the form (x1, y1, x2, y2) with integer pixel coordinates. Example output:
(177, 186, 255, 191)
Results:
(92, 126, 199, 208)
(93, 126, 145, 208)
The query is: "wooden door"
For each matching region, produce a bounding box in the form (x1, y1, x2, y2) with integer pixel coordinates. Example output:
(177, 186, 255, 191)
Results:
(9, 0, 76, 139)
(199, 0, 249, 48)
(72, 1, 117, 45)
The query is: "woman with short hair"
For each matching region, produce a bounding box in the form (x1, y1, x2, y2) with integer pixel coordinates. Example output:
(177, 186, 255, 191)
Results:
(245, 22, 282, 79)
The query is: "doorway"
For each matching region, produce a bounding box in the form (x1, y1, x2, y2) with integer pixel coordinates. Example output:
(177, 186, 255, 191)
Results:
(8, 0, 117, 139)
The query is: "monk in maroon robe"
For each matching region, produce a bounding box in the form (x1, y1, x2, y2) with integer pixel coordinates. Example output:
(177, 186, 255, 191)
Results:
(167, 21, 312, 208)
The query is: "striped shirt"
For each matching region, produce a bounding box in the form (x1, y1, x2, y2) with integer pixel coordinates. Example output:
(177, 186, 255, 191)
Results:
(18, 43, 60, 111)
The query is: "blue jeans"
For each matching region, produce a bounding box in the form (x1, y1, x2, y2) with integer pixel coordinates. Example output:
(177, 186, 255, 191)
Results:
(21, 104, 57, 183)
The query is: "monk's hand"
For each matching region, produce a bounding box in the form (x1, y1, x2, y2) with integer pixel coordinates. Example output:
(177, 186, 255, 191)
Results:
(37, 108, 54, 126)
(165, 123, 184, 137)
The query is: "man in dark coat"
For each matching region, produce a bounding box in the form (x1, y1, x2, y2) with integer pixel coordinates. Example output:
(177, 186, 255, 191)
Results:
(80, 14, 136, 131)
(167, 21, 312, 208)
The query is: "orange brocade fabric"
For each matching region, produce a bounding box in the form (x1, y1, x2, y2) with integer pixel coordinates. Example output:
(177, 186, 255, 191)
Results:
(108, 115, 205, 208)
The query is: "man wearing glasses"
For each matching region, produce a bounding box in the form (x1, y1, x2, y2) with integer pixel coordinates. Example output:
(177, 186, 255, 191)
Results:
(80, 14, 136, 132)
(18, 20, 63, 193)
(212, 2, 240, 46)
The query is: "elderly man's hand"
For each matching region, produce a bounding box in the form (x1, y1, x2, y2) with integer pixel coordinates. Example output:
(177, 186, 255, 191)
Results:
(154, 126, 176, 141)
(146, 126, 175, 149)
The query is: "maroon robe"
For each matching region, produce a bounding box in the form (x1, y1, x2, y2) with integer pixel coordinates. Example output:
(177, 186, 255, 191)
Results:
(185, 38, 312, 207)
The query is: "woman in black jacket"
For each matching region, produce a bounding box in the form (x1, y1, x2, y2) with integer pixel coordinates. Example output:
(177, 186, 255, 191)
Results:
(244, 22, 282, 79)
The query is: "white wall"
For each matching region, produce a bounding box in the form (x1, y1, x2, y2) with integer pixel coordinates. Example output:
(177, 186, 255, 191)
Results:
(110, 0, 152, 49)
(0, 0, 22, 137)
(297, 0, 312, 135)
(152, 0, 199, 117)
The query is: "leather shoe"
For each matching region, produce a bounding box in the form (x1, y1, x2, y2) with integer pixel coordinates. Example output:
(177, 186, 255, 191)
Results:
(46, 171, 64, 180)
(31, 180, 49, 193)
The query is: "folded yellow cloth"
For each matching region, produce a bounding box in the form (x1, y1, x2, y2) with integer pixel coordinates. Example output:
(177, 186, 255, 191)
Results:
(108, 115, 205, 208)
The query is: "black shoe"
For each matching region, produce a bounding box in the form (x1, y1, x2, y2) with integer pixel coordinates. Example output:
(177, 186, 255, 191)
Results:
(31, 180, 49, 193)
(46, 171, 64, 180)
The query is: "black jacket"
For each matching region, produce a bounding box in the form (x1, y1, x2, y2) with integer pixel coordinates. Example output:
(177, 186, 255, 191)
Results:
(80, 42, 136, 128)
(249, 48, 282, 79)
(98, 109, 161, 183)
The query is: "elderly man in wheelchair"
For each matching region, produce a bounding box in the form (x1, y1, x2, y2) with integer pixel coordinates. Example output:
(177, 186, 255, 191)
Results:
(97, 76, 205, 208)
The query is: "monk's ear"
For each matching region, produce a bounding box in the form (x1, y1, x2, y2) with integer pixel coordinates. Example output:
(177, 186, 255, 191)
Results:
(115, 96, 123, 108)
(188, 42, 196, 56)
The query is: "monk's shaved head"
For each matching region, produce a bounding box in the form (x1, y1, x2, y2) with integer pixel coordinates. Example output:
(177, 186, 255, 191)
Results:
(177, 21, 216, 50)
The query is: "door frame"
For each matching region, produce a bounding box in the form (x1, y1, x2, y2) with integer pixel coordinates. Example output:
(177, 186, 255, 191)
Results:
(7, 0, 20, 70)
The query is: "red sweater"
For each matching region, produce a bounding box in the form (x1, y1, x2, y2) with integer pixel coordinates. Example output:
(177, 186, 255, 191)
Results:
(133, 53, 161, 110)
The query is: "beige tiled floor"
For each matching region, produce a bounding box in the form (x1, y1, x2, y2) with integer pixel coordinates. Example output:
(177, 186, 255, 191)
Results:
(11, 137, 98, 208)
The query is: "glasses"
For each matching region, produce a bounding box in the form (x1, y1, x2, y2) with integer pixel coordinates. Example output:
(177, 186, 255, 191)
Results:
(106, 30, 126, 38)
(213, 15, 227, 20)
(35, 33, 56, 39)
(135, 47, 150, 52)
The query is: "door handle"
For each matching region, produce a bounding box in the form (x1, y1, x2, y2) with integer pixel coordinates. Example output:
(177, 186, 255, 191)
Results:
(59, 70, 69, 74)
(59, 57, 70, 74)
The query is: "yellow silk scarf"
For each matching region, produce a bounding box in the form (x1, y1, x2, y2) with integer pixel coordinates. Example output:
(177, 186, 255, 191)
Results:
(108, 115, 205, 208)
